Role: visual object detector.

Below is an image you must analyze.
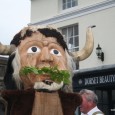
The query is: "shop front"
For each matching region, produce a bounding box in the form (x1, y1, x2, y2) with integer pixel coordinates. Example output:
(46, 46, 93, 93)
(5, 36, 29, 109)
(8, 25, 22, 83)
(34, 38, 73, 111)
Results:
(73, 65, 115, 115)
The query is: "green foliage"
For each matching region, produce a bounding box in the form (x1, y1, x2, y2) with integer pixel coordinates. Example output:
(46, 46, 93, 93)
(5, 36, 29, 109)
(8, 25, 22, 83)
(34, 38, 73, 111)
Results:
(20, 66, 70, 84)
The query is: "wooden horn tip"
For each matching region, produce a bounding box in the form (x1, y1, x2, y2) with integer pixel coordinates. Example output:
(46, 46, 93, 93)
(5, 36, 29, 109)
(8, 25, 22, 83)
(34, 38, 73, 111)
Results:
(91, 25, 96, 28)
(89, 25, 96, 28)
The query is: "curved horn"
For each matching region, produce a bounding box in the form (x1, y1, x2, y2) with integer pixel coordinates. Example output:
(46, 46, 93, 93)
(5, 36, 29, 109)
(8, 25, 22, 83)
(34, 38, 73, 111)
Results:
(72, 25, 96, 61)
(0, 43, 16, 55)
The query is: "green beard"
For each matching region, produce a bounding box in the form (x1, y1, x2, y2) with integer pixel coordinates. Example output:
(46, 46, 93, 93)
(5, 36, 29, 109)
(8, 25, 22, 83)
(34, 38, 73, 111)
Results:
(19, 66, 70, 84)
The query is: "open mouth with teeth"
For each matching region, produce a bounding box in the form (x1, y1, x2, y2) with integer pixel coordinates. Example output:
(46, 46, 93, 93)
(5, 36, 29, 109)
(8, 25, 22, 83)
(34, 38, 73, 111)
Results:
(43, 80, 53, 85)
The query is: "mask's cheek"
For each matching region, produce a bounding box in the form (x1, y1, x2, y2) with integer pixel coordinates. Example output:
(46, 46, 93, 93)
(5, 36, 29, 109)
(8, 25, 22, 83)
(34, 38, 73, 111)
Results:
(53, 55, 68, 70)
(20, 53, 38, 67)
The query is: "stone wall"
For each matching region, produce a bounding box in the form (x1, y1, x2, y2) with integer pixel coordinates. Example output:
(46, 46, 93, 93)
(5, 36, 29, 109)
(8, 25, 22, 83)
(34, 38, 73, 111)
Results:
(0, 56, 8, 89)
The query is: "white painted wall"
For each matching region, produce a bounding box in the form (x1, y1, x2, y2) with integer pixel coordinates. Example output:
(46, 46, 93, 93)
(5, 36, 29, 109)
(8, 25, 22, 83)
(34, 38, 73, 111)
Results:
(31, 0, 58, 23)
(79, 7, 115, 69)
(78, 0, 105, 6)
(31, 0, 105, 23)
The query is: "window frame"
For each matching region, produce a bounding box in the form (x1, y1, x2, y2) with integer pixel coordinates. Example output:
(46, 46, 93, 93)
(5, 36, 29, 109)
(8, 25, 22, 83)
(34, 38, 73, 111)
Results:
(61, 24, 79, 52)
(62, 0, 78, 10)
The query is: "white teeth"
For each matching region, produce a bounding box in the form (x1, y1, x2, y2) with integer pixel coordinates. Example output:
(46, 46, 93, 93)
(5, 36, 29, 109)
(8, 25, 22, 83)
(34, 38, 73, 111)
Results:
(43, 80, 53, 85)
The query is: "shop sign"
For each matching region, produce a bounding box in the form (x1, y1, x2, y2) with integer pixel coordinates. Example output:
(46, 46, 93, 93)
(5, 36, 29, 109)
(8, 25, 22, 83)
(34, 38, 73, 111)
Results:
(75, 74, 115, 87)
(84, 74, 115, 85)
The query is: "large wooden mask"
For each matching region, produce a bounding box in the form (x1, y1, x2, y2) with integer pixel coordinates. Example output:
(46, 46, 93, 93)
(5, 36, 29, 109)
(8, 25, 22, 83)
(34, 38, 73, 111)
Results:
(0, 25, 95, 92)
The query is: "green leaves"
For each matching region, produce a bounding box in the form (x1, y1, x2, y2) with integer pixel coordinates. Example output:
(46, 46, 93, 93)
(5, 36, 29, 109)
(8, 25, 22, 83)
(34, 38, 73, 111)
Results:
(20, 66, 70, 84)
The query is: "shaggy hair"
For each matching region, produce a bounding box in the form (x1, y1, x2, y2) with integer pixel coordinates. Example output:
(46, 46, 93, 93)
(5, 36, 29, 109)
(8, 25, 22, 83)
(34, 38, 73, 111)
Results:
(12, 49, 22, 89)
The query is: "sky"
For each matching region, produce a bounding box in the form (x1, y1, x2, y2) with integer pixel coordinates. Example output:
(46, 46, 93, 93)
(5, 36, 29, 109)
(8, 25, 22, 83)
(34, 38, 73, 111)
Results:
(0, 0, 31, 45)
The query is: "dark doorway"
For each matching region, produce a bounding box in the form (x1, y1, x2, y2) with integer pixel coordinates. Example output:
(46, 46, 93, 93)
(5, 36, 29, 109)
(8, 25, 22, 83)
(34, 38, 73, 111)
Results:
(95, 87, 115, 115)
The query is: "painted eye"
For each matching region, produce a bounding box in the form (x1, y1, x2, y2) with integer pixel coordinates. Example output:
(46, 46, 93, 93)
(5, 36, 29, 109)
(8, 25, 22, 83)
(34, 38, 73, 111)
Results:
(27, 46, 41, 53)
(50, 49, 62, 56)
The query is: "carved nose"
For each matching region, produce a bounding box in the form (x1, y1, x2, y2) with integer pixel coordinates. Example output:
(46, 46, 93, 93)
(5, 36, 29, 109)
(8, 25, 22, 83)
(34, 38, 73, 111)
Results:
(39, 47, 53, 62)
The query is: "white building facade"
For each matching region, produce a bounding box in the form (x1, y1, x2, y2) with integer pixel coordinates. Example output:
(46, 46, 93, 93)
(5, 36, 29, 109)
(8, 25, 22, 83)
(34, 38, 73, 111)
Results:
(30, 0, 115, 69)
(29, 0, 115, 114)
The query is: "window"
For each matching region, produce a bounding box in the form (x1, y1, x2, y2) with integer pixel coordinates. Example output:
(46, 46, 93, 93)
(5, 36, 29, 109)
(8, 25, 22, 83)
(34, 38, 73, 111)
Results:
(61, 24, 79, 52)
(62, 0, 78, 10)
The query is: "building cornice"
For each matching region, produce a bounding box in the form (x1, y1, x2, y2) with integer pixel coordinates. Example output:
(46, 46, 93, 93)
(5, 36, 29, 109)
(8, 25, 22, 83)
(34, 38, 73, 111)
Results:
(29, 0, 115, 25)
(73, 64, 115, 75)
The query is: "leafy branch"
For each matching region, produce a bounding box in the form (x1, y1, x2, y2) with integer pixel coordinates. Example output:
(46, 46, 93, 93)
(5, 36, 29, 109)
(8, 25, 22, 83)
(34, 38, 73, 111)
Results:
(20, 66, 70, 84)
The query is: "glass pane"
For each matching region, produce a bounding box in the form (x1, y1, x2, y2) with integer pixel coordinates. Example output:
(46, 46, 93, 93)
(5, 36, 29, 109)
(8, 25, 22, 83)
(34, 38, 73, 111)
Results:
(68, 37, 73, 50)
(69, 37, 73, 45)
(74, 25, 78, 35)
(68, 27, 73, 37)
(67, 0, 71, 2)
(63, 4, 66, 10)
(74, 36, 79, 47)
(63, 0, 66, 3)
(72, 1, 75, 7)
(72, 0, 77, 7)
(67, 2, 71, 8)
(62, 28, 67, 38)
(68, 44, 73, 50)
(62, 28, 67, 42)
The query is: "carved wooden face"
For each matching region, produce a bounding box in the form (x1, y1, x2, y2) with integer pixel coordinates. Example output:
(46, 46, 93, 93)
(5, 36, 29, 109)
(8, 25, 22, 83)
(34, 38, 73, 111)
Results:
(18, 31, 68, 91)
